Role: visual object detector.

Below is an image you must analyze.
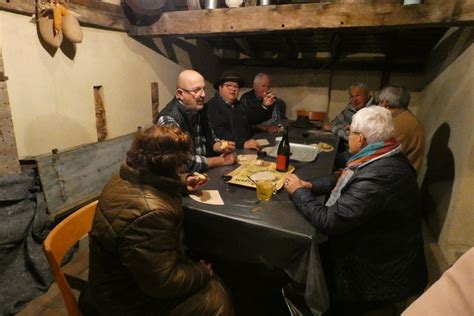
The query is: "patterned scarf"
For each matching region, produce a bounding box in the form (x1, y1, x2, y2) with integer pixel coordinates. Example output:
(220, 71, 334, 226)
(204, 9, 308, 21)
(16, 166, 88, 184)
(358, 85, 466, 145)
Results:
(325, 138, 401, 206)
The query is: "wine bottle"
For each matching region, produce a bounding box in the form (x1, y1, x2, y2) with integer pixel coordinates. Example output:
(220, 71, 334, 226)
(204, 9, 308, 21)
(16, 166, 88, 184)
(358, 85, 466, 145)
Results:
(276, 127, 290, 172)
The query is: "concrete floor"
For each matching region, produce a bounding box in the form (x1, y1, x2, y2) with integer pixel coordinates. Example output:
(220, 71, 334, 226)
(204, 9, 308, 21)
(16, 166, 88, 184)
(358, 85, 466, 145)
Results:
(16, 238, 89, 316)
(15, 222, 444, 316)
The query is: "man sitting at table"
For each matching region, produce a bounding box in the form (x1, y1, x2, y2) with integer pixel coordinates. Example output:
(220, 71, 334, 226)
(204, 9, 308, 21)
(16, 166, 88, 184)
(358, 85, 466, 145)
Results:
(154, 70, 236, 172)
(207, 75, 260, 150)
(378, 84, 425, 175)
(323, 82, 377, 166)
(285, 106, 427, 315)
(240, 73, 287, 134)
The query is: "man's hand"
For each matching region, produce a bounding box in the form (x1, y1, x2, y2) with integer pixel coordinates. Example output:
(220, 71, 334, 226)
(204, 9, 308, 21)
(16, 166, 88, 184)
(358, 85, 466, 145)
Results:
(213, 140, 236, 154)
(284, 174, 313, 195)
(256, 124, 280, 134)
(323, 123, 332, 131)
(266, 125, 281, 134)
(207, 152, 236, 169)
(220, 152, 236, 166)
(262, 90, 276, 107)
(186, 173, 208, 192)
(243, 139, 260, 150)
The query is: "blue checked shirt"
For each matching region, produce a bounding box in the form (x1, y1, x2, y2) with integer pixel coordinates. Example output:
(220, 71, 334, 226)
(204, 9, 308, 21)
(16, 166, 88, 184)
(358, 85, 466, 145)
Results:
(329, 97, 376, 141)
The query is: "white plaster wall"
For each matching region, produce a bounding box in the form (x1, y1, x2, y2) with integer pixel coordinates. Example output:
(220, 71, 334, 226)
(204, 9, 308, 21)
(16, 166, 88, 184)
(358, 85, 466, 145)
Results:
(0, 11, 186, 158)
(419, 40, 474, 264)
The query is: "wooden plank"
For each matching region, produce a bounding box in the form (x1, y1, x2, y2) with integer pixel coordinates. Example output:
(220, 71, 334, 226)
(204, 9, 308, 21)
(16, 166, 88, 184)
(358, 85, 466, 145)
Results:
(0, 0, 130, 32)
(35, 133, 134, 215)
(151, 82, 159, 118)
(94, 86, 107, 141)
(129, 0, 474, 37)
(0, 50, 21, 176)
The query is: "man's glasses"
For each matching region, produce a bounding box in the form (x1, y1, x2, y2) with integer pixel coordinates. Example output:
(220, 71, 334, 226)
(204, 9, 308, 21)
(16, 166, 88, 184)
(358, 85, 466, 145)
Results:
(180, 87, 205, 95)
(223, 83, 239, 89)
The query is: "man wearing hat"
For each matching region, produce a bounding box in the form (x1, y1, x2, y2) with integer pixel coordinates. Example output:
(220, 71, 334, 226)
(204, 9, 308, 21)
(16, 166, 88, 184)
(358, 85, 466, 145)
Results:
(154, 70, 236, 172)
(207, 75, 260, 150)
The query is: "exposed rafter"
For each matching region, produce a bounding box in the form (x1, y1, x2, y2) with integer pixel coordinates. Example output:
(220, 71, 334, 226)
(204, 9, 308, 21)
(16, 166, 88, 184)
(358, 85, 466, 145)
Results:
(129, 0, 474, 37)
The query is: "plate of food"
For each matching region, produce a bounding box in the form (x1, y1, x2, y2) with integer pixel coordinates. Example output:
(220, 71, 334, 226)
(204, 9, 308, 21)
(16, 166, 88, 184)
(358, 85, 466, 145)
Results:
(318, 142, 334, 152)
(227, 160, 294, 190)
(250, 171, 275, 181)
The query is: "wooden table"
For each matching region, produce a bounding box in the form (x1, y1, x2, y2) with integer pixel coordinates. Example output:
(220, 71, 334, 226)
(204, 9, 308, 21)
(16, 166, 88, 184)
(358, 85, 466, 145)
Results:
(183, 129, 339, 315)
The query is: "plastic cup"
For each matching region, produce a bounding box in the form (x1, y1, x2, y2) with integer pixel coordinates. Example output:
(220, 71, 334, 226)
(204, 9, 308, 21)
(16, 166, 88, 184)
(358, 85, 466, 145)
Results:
(256, 180, 274, 201)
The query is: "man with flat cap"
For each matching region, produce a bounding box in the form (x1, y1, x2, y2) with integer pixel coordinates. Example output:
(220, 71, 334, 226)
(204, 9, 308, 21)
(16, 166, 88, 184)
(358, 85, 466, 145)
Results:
(154, 70, 236, 172)
(207, 76, 260, 150)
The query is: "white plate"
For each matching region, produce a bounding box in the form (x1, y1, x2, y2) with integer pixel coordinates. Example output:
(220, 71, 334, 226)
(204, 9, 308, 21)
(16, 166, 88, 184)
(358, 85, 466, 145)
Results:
(250, 171, 276, 181)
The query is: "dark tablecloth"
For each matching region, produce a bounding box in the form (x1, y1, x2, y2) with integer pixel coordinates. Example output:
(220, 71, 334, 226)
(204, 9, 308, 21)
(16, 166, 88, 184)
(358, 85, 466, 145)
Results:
(183, 129, 338, 315)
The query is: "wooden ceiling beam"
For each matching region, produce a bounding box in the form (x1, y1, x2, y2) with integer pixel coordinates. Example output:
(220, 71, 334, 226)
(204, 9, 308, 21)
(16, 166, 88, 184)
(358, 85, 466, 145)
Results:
(223, 58, 425, 72)
(130, 1, 473, 37)
(0, 0, 129, 32)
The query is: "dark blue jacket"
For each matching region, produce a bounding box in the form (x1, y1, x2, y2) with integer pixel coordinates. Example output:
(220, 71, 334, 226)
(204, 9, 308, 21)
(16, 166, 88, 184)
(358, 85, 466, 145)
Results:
(292, 153, 427, 303)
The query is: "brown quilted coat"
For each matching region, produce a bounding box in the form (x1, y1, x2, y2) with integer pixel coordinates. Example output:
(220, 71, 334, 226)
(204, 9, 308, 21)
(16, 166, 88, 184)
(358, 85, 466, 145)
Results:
(88, 164, 233, 316)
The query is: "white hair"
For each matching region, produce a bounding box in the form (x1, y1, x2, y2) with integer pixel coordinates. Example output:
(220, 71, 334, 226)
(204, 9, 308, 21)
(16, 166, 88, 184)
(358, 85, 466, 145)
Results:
(378, 84, 410, 109)
(254, 73, 271, 85)
(348, 82, 370, 94)
(351, 106, 395, 144)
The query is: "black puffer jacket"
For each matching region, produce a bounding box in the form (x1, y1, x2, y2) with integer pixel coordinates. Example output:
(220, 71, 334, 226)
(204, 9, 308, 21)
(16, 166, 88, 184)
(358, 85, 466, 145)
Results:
(291, 153, 427, 303)
(88, 164, 233, 315)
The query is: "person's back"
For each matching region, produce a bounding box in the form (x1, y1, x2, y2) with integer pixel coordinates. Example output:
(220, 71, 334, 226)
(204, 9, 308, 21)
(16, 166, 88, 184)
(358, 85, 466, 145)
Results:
(286, 107, 427, 314)
(88, 126, 233, 316)
(324, 153, 427, 304)
(379, 84, 425, 174)
(392, 109, 425, 174)
(89, 170, 184, 315)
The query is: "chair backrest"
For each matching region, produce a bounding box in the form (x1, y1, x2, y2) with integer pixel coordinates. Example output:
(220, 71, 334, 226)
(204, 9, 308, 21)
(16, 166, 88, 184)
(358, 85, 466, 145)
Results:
(43, 200, 98, 316)
(308, 111, 326, 122)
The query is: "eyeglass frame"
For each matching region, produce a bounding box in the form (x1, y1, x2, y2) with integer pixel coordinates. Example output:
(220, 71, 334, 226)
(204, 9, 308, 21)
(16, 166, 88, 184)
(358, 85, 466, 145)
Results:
(179, 87, 205, 95)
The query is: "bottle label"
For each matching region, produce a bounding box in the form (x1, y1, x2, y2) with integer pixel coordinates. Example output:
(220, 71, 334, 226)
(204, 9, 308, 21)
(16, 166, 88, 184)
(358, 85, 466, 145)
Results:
(276, 155, 288, 172)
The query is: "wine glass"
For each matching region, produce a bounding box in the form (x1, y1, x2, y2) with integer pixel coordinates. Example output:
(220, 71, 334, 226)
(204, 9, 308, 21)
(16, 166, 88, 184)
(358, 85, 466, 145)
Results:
(257, 149, 267, 159)
(302, 131, 310, 144)
(221, 168, 233, 192)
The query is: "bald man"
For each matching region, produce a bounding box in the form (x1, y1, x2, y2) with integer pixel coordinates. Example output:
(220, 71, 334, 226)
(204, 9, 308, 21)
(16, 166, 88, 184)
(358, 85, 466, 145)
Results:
(154, 70, 236, 172)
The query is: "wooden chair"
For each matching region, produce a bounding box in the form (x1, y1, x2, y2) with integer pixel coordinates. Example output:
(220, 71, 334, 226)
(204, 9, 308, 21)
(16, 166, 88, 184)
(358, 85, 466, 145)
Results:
(308, 111, 326, 122)
(43, 200, 98, 316)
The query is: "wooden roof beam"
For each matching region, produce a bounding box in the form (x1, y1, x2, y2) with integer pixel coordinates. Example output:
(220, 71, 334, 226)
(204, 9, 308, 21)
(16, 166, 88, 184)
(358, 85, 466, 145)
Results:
(129, 1, 474, 37)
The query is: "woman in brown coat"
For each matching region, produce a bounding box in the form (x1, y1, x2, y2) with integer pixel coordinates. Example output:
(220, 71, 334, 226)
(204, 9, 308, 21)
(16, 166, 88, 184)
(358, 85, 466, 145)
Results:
(88, 125, 233, 316)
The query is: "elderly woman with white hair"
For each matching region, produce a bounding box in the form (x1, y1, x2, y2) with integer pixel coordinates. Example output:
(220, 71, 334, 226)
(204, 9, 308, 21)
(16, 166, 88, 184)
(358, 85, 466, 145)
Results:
(285, 106, 427, 315)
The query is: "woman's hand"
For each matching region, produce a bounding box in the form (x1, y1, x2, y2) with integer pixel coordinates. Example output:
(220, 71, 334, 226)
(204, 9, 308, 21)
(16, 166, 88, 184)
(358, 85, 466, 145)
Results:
(284, 174, 313, 195)
(186, 174, 208, 192)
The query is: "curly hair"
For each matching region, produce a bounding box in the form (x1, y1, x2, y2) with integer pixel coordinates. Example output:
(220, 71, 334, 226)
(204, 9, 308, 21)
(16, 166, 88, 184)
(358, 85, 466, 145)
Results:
(126, 125, 192, 178)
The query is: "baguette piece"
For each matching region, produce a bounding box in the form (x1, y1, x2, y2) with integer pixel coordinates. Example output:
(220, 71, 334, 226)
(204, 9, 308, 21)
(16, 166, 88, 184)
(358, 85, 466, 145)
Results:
(193, 172, 208, 181)
(220, 141, 229, 150)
